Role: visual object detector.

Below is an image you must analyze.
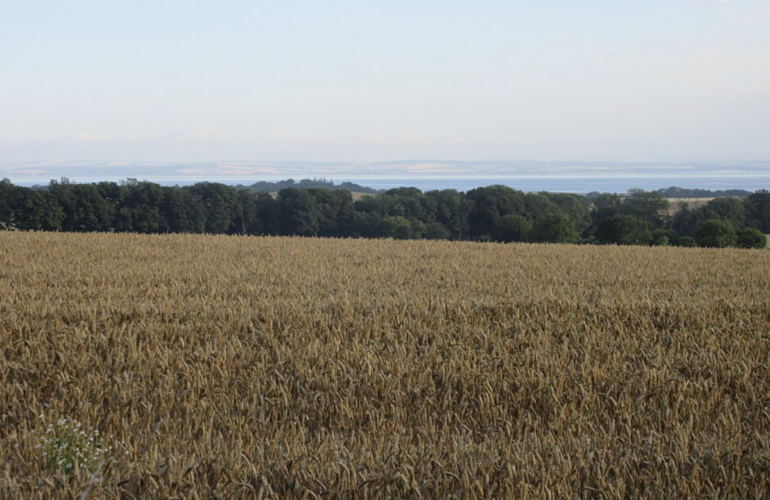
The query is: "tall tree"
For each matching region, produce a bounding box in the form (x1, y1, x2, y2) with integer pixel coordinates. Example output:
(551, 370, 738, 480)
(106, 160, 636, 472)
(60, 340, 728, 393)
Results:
(622, 189, 669, 228)
(278, 188, 320, 236)
(188, 183, 239, 234)
(745, 190, 770, 232)
(595, 214, 652, 246)
(426, 189, 469, 240)
(466, 185, 526, 238)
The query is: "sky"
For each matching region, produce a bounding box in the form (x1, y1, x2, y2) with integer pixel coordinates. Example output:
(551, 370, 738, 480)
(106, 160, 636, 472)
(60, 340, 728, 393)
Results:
(1, 0, 769, 164)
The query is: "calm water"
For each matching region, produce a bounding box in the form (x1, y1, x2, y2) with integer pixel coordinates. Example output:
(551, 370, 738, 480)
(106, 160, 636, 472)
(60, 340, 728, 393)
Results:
(15, 175, 770, 194)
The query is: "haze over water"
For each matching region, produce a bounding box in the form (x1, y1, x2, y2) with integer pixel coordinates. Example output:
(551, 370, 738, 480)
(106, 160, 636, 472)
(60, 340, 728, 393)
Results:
(2, 2, 768, 178)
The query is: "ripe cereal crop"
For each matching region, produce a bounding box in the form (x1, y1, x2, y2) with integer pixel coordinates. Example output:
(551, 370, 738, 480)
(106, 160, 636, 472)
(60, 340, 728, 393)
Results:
(1, 232, 769, 498)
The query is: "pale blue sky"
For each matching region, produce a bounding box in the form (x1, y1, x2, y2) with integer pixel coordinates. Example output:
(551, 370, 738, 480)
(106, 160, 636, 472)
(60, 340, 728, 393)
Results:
(1, 0, 769, 163)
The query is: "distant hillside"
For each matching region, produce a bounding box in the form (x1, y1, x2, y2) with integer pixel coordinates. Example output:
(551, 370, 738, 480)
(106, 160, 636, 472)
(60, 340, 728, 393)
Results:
(656, 186, 752, 198)
(586, 186, 753, 200)
(241, 177, 380, 194)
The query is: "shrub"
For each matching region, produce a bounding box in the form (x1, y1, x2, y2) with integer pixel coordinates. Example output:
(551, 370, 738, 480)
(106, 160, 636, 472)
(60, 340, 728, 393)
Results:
(737, 227, 767, 249)
(530, 213, 578, 244)
(651, 228, 680, 247)
(37, 417, 110, 476)
(595, 214, 651, 246)
(677, 236, 698, 248)
(693, 219, 738, 248)
(490, 214, 532, 243)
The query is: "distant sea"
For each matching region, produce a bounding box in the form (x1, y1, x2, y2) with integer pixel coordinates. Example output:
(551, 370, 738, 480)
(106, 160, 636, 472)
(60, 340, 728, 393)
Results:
(13, 175, 770, 194)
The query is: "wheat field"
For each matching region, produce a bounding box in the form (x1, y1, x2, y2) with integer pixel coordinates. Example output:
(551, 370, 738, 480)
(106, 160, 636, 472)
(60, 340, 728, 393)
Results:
(1, 232, 769, 498)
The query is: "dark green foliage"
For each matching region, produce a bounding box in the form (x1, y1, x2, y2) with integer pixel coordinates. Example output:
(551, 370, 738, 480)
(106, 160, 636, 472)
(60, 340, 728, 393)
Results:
(589, 193, 623, 228)
(700, 197, 745, 229)
(657, 186, 751, 198)
(278, 188, 320, 236)
(670, 203, 701, 237)
(0, 181, 19, 228)
(5, 179, 769, 251)
(247, 177, 379, 194)
(162, 188, 206, 233)
(381, 216, 415, 240)
(305, 188, 354, 237)
(694, 219, 738, 248)
(595, 215, 651, 246)
(622, 189, 669, 228)
(530, 213, 578, 244)
(15, 189, 64, 231)
(651, 229, 679, 247)
(424, 222, 451, 240)
(737, 227, 767, 249)
(65, 184, 115, 232)
(115, 180, 168, 233)
(466, 185, 526, 238)
(188, 183, 240, 234)
(426, 189, 469, 240)
(543, 193, 592, 235)
(745, 190, 770, 233)
(677, 236, 698, 248)
(490, 214, 532, 243)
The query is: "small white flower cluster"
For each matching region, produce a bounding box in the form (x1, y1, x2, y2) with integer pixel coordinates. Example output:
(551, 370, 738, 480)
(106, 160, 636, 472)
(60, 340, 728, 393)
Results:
(36, 417, 111, 475)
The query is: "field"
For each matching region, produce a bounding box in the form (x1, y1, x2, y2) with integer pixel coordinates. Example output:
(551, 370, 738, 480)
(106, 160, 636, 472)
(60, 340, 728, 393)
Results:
(2, 233, 770, 498)
(664, 198, 714, 217)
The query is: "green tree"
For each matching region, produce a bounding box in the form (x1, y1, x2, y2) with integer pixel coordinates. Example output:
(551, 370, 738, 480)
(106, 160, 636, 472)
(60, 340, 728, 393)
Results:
(543, 192, 591, 235)
(0, 180, 19, 228)
(650, 228, 680, 247)
(162, 188, 206, 233)
(426, 189, 469, 239)
(530, 213, 578, 244)
(278, 188, 320, 236)
(595, 214, 652, 246)
(188, 183, 239, 234)
(693, 219, 738, 248)
(591, 193, 623, 223)
(736, 227, 767, 249)
(117, 180, 167, 233)
(466, 185, 526, 238)
(15, 189, 65, 231)
(622, 189, 669, 228)
(490, 214, 532, 243)
(700, 197, 745, 229)
(424, 221, 451, 240)
(745, 189, 770, 232)
(380, 215, 414, 240)
(66, 184, 115, 232)
(307, 188, 354, 237)
(523, 193, 558, 223)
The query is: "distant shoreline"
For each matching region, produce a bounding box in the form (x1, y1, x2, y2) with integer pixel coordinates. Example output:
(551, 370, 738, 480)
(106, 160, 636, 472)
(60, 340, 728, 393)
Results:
(8, 173, 770, 194)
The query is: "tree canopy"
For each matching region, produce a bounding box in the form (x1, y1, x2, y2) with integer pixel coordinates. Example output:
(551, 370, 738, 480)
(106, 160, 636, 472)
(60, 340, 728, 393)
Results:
(0, 179, 766, 250)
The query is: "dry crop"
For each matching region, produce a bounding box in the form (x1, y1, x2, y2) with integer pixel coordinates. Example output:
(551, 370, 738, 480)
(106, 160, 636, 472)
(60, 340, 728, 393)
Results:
(1, 232, 770, 499)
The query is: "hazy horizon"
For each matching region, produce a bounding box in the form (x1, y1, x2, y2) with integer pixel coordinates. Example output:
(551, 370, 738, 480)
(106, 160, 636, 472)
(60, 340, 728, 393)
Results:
(2, 1, 770, 165)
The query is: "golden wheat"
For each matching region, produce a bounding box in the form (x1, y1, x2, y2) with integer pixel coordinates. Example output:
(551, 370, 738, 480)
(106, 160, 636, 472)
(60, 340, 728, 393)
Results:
(1, 232, 769, 498)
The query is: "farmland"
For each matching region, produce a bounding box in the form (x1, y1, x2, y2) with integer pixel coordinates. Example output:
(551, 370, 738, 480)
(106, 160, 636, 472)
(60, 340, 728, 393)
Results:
(1, 232, 770, 498)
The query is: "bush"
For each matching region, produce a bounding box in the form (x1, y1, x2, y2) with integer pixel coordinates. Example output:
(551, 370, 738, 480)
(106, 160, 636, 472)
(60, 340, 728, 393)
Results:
(693, 219, 738, 248)
(737, 227, 767, 249)
(651, 228, 680, 247)
(530, 213, 578, 244)
(490, 214, 532, 243)
(677, 236, 698, 248)
(424, 222, 451, 240)
(37, 418, 110, 476)
(595, 214, 651, 246)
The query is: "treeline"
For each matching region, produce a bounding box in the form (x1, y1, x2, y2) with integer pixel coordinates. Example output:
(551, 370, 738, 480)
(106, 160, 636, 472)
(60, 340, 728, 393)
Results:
(0, 178, 768, 248)
(243, 177, 380, 194)
(587, 187, 753, 200)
